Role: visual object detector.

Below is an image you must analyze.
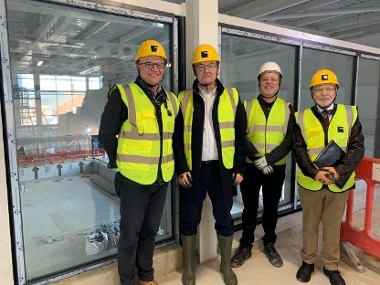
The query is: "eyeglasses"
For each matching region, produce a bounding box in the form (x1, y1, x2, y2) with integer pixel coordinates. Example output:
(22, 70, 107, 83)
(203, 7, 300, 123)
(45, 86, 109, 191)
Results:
(195, 63, 218, 71)
(313, 86, 336, 93)
(138, 62, 166, 69)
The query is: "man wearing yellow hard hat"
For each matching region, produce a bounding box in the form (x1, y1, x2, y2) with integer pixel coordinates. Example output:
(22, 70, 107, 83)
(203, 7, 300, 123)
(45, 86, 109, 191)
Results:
(173, 44, 246, 285)
(99, 39, 179, 285)
(293, 69, 364, 285)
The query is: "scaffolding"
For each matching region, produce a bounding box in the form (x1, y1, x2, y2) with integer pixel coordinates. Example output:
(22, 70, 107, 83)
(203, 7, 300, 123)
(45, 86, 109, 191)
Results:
(18, 87, 36, 125)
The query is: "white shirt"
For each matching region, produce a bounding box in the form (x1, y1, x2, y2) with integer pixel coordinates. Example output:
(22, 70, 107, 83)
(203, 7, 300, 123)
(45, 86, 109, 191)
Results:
(317, 103, 334, 122)
(198, 87, 219, 161)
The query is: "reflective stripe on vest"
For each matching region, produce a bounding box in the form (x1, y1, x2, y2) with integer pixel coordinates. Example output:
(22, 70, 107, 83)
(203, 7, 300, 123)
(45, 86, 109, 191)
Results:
(245, 97, 290, 165)
(178, 87, 238, 170)
(116, 83, 179, 185)
(295, 104, 357, 192)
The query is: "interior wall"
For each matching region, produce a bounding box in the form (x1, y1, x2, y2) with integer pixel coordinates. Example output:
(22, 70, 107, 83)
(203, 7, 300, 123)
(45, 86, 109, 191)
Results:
(0, 114, 14, 284)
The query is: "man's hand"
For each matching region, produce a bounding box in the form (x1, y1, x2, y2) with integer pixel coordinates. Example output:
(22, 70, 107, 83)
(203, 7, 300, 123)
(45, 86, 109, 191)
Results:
(323, 167, 340, 179)
(179, 172, 193, 189)
(261, 165, 274, 175)
(232, 173, 243, 186)
(253, 154, 267, 170)
(323, 167, 340, 184)
(314, 169, 334, 185)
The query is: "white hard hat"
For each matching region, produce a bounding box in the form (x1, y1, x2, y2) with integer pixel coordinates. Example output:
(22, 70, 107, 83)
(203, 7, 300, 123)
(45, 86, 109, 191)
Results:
(257, 61, 282, 78)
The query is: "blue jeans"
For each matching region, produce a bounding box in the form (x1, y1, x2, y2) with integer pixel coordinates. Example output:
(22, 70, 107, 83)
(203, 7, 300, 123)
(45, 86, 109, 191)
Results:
(180, 161, 234, 237)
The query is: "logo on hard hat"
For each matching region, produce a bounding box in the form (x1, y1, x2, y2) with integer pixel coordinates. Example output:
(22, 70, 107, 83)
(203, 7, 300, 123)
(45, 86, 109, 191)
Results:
(151, 45, 158, 52)
(321, 74, 328, 81)
(201, 51, 208, 58)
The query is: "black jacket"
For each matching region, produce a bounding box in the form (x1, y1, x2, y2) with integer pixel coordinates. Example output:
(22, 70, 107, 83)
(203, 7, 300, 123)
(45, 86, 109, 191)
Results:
(292, 104, 365, 190)
(246, 95, 295, 171)
(98, 76, 181, 183)
(173, 79, 246, 203)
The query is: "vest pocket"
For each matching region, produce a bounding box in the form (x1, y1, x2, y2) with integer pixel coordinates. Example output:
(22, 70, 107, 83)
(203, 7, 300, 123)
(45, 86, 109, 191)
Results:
(306, 126, 323, 147)
(124, 140, 152, 150)
(141, 110, 158, 133)
(122, 140, 152, 171)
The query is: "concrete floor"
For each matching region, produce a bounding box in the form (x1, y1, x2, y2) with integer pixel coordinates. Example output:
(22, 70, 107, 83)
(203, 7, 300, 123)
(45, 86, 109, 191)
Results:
(157, 181, 380, 285)
(20, 174, 120, 278)
(19, 168, 172, 282)
(19, 173, 380, 285)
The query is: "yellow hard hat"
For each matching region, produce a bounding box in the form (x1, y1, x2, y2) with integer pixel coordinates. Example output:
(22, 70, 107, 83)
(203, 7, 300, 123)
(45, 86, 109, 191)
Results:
(310, 69, 339, 89)
(135, 40, 167, 62)
(192, 44, 219, 65)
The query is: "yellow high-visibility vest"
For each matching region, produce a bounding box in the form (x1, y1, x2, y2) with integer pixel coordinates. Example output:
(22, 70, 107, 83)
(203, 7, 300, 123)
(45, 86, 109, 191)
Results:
(115, 83, 179, 185)
(245, 98, 290, 165)
(295, 105, 357, 192)
(178, 88, 238, 170)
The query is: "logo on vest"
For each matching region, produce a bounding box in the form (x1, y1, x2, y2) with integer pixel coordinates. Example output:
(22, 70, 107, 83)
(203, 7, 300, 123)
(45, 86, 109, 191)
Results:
(337, 126, 344, 133)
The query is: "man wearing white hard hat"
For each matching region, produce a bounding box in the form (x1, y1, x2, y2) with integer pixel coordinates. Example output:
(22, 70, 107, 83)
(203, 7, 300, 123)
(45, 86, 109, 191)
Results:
(231, 61, 295, 268)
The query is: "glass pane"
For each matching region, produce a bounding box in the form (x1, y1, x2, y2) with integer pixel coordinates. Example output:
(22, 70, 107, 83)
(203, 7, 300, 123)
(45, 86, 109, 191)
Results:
(221, 33, 296, 218)
(357, 58, 380, 157)
(300, 49, 355, 111)
(7, 0, 173, 282)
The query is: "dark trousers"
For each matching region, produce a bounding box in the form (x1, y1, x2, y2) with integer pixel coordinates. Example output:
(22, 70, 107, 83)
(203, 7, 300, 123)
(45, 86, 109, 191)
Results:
(180, 161, 234, 237)
(115, 173, 168, 285)
(239, 163, 285, 247)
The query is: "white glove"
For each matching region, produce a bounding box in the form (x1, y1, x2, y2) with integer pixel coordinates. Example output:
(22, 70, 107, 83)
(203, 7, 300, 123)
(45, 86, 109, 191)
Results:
(253, 155, 268, 170)
(261, 165, 274, 175)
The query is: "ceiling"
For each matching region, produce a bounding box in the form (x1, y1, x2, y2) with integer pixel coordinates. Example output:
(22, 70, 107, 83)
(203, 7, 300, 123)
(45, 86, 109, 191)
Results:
(164, 0, 380, 49)
(8, 0, 170, 84)
(6, 0, 380, 86)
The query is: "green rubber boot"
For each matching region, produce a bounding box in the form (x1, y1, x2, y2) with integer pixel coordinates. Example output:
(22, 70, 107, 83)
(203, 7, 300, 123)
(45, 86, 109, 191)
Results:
(218, 235, 238, 285)
(181, 235, 196, 285)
